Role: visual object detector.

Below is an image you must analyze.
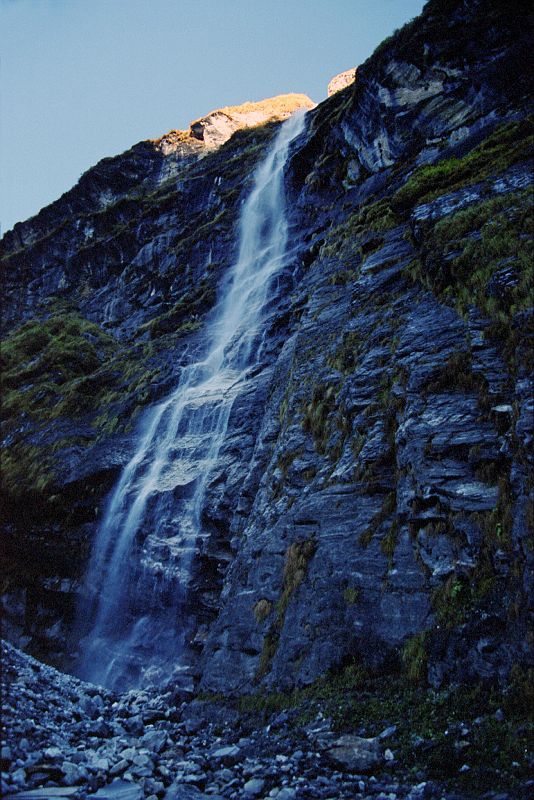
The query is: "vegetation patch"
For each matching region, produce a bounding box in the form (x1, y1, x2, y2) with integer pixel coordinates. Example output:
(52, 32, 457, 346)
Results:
(1, 311, 116, 394)
(427, 466, 515, 629)
(405, 190, 532, 380)
(304, 151, 348, 194)
(328, 330, 360, 373)
(393, 117, 534, 211)
(320, 200, 399, 264)
(359, 491, 396, 548)
(302, 383, 340, 456)
(255, 538, 316, 683)
(1, 302, 198, 500)
(208, 660, 533, 796)
(343, 587, 361, 605)
(0, 443, 56, 503)
(256, 632, 280, 682)
(402, 630, 430, 682)
(272, 448, 303, 498)
(432, 571, 484, 629)
(138, 281, 213, 338)
(253, 598, 272, 624)
(329, 268, 356, 286)
(417, 190, 533, 343)
(423, 350, 488, 396)
(1, 309, 118, 498)
(380, 519, 400, 566)
(277, 539, 317, 618)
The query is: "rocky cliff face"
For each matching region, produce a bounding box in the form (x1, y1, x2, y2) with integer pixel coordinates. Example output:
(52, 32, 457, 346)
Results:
(1, 0, 533, 704)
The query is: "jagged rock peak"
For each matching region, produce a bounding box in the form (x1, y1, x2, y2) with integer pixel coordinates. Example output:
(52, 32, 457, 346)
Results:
(152, 93, 316, 153)
(327, 68, 356, 96)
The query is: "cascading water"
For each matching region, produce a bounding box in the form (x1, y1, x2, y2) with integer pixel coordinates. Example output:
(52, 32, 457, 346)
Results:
(73, 110, 307, 690)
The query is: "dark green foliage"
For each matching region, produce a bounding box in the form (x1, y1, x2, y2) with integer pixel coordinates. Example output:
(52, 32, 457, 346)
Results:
(406, 186, 533, 369)
(328, 330, 360, 373)
(302, 384, 338, 456)
(171, 208, 233, 266)
(381, 519, 399, 565)
(426, 464, 516, 630)
(1, 308, 160, 431)
(359, 491, 396, 548)
(253, 598, 272, 624)
(320, 200, 399, 263)
(256, 632, 280, 682)
(272, 448, 302, 498)
(1, 312, 115, 392)
(424, 351, 488, 396)
(432, 573, 472, 628)
(1, 311, 117, 420)
(426, 190, 533, 321)
(329, 268, 356, 286)
(343, 587, 361, 605)
(1, 443, 56, 500)
(0, 307, 168, 499)
(356, 200, 399, 233)
(0, 310, 117, 499)
(304, 151, 348, 193)
(276, 539, 317, 618)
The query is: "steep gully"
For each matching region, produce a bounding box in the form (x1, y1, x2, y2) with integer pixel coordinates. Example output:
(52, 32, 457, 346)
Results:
(74, 111, 308, 690)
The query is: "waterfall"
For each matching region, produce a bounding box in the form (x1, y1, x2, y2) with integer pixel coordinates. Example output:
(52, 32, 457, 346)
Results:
(73, 110, 307, 690)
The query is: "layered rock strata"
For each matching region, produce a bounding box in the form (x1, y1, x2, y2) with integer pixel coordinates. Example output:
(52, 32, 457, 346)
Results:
(1, 0, 533, 698)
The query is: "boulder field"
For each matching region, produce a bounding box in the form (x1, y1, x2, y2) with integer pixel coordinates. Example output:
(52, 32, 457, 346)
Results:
(2, 640, 532, 798)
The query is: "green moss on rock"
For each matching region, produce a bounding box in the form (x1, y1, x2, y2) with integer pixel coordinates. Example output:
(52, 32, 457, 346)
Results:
(394, 117, 534, 210)
(255, 538, 316, 683)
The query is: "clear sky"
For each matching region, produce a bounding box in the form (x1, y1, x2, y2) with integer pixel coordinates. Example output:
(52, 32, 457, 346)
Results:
(0, 0, 426, 234)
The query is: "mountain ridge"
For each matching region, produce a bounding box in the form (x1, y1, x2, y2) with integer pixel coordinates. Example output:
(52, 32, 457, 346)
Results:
(1, 92, 314, 260)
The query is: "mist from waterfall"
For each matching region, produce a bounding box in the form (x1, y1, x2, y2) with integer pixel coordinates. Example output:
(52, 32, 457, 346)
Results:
(72, 110, 307, 690)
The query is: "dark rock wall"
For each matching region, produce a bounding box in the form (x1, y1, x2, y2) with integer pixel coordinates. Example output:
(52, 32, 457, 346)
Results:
(1, 0, 533, 689)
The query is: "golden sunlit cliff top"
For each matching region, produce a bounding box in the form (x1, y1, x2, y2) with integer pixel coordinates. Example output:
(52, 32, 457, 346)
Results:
(151, 93, 315, 153)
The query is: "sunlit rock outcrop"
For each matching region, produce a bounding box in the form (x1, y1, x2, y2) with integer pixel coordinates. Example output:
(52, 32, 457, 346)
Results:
(327, 68, 356, 96)
(153, 93, 315, 153)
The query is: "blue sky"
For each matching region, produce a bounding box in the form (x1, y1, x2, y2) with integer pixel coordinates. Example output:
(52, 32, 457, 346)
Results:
(0, 0, 426, 233)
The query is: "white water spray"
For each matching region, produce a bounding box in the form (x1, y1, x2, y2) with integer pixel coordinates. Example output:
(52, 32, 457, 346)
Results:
(74, 110, 306, 689)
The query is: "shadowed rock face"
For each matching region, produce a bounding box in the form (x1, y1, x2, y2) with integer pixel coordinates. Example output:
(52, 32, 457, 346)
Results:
(1, 0, 533, 693)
